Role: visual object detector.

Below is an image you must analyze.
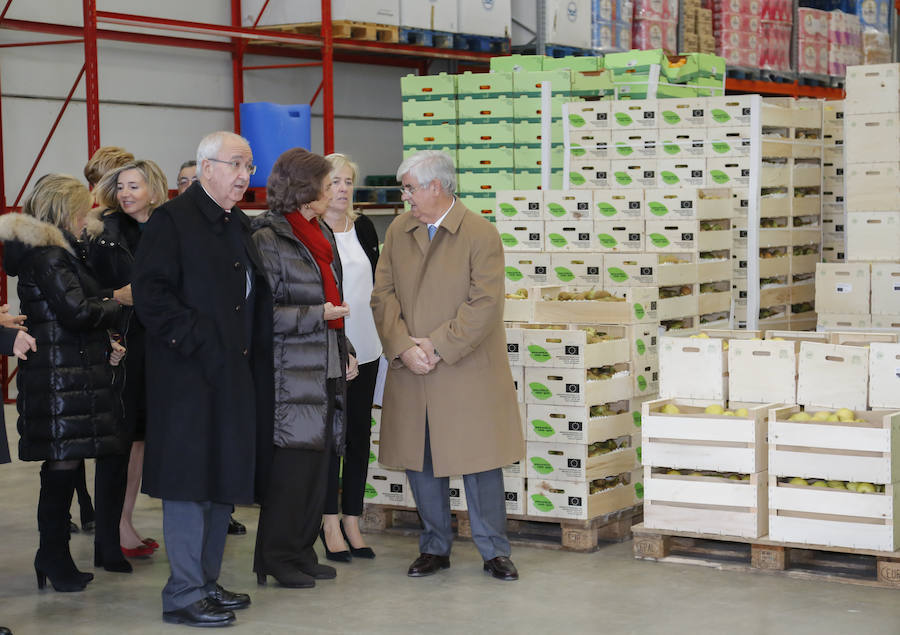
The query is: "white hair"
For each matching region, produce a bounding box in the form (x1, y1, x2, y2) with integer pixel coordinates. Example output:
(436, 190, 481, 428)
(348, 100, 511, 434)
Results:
(196, 131, 250, 167)
(396, 150, 456, 194)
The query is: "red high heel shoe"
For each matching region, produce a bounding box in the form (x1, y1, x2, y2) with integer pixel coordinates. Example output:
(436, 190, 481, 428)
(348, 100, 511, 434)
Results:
(142, 538, 160, 550)
(121, 544, 154, 558)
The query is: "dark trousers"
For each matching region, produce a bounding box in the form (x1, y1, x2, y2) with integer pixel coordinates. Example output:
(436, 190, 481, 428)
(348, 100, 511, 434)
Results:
(325, 359, 378, 516)
(254, 379, 335, 574)
(94, 452, 128, 559)
(161, 500, 232, 612)
(406, 424, 511, 561)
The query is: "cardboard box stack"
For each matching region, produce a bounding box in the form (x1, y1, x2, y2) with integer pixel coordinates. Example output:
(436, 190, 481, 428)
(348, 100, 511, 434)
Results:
(827, 10, 863, 77)
(365, 405, 416, 508)
(631, 0, 679, 54)
(457, 0, 511, 38)
(821, 99, 845, 263)
(797, 8, 829, 76)
(817, 64, 900, 330)
(759, 0, 792, 73)
(858, 0, 892, 65)
(241, 0, 401, 27)
(682, 0, 715, 54)
(512, 0, 593, 50)
(712, 0, 761, 69)
(591, 0, 634, 51)
(499, 191, 654, 522)
(602, 49, 726, 103)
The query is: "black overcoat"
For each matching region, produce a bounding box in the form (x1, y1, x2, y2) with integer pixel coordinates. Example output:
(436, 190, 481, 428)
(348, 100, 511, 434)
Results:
(132, 183, 274, 505)
(0, 327, 18, 464)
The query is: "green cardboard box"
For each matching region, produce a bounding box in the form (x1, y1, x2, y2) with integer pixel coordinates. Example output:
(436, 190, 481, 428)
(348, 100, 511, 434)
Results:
(513, 96, 573, 121)
(514, 121, 564, 145)
(513, 69, 573, 95)
(402, 97, 457, 123)
(662, 55, 700, 84)
(490, 54, 548, 72)
(513, 145, 565, 171)
(403, 146, 456, 160)
(457, 193, 497, 221)
(457, 146, 515, 170)
(656, 82, 699, 99)
(457, 95, 515, 121)
(457, 170, 515, 193)
(692, 53, 727, 80)
(513, 170, 563, 190)
(604, 49, 666, 76)
(571, 71, 616, 97)
(542, 56, 601, 72)
(615, 84, 653, 100)
(456, 70, 514, 96)
(401, 72, 457, 99)
(402, 121, 458, 146)
(457, 120, 515, 146)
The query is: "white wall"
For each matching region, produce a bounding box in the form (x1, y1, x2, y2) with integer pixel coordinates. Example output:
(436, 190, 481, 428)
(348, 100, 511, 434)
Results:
(0, 0, 419, 198)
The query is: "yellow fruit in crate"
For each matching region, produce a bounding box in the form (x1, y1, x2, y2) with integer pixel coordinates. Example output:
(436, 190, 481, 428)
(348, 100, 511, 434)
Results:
(666, 469, 681, 475)
(772, 337, 785, 341)
(740, 474, 750, 481)
(811, 411, 831, 421)
(722, 411, 736, 416)
(852, 418, 867, 423)
(826, 414, 840, 422)
(827, 481, 846, 489)
(856, 482, 877, 493)
(661, 404, 681, 415)
(811, 480, 828, 487)
(788, 477, 808, 486)
(788, 412, 812, 422)
(734, 408, 749, 417)
(689, 471, 704, 477)
(835, 408, 855, 422)
(727, 474, 741, 480)
(846, 482, 860, 492)
(723, 341, 729, 350)
(705, 404, 725, 415)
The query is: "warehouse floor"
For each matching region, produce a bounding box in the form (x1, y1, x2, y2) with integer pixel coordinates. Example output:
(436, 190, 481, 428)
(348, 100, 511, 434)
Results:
(1, 411, 898, 635)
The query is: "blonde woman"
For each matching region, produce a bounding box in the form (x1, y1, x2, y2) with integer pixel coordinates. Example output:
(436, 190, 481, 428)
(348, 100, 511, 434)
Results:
(91, 160, 168, 563)
(320, 153, 381, 560)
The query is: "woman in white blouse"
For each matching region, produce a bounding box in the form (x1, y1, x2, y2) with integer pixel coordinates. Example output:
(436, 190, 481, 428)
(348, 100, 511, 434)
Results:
(320, 153, 382, 560)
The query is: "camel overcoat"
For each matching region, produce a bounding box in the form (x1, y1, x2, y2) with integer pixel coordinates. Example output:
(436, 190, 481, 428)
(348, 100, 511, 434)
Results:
(371, 199, 524, 477)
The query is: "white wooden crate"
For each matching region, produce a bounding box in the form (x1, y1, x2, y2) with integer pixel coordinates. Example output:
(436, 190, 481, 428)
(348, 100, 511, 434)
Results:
(643, 467, 768, 538)
(659, 335, 727, 401)
(870, 343, 900, 409)
(797, 342, 869, 411)
(728, 339, 797, 405)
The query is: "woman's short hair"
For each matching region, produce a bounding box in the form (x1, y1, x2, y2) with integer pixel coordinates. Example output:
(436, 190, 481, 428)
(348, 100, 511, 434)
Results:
(83, 146, 135, 187)
(22, 174, 92, 231)
(93, 160, 169, 214)
(326, 152, 359, 222)
(396, 150, 456, 195)
(267, 148, 332, 214)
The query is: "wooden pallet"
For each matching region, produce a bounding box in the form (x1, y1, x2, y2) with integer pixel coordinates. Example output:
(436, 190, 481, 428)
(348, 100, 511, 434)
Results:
(259, 20, 399, 43)
(361, 503, 642, 552)
(633, 523, 900, 589)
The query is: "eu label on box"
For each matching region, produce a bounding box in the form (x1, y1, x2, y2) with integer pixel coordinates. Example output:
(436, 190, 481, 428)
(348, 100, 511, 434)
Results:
(495, 220, 544, 252)
(549, 252, 605, 285)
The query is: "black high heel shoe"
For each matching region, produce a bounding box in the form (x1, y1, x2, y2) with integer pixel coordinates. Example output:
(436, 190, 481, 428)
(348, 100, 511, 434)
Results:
(340, 520, 375, 559)
(319, 527, 351, 562)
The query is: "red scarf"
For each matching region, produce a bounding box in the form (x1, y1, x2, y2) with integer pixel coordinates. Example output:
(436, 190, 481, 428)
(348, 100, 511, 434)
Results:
(285, 211, 344, 329)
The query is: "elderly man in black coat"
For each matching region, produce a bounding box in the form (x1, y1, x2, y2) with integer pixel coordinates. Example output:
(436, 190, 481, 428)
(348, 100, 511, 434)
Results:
(133, 131, 274, 628)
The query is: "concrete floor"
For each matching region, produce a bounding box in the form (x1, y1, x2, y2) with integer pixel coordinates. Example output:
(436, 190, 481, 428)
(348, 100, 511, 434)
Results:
(2, 411, 900, 634)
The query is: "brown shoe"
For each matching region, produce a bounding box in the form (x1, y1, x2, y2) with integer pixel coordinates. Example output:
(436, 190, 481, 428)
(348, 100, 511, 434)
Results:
(407, 553, 450, 577)
(483, 556, 519, 581)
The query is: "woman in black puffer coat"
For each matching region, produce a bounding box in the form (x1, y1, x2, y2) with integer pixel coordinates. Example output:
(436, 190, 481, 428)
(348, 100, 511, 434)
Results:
(250, 148, 357, 589)
(0, 174, 124, 593)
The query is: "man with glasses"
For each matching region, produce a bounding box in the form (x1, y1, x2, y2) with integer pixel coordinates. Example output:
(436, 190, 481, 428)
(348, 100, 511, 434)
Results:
(371, 150, 524, 582)
(133, 131, 274, 628)
(175, 160, 198, 195)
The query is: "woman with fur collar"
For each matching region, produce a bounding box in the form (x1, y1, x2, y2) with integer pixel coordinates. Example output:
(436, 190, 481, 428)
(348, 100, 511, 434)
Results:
(0, 174, 125, 592)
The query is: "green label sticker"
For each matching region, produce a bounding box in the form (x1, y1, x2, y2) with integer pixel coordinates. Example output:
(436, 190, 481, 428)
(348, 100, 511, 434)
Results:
(530, 457, 554, 475)
(648, 201, 669, 217)
(368, 451, 376, 464)
(710, 108, 731, 124)
(505, 266, 524, 282)
(709, 170, 730, 184)
(570, 145, 586, 157)
(636, 339, 646, 356)
(634, 303, 646, 319)
(660, 171, 679, 185)
(614, 171, 632, 186)
(662, 143, 680, 155)
(370, 417, 377, 428)
(364, 483, 378, 499)
(614, 112, 634, 126)
(649, 233, 671, 248)
(548, 233, 568, 248)
(547, 203, 566, 218)
(527, 345, 551, 363)
(596, 233, 617, 248)
(531, 494, 554, 512)
(531, 419, 555, 438)
(711, 141, 731, 154)
(636, 446, 642, 463)
(569, 172, 586, 186)
(529, 382, 552, 400)
(615, 143, 634, 156)
(555, 266, 575, 282)
(637, 375, 648, 391)
(597, 202, 617, 217)
(607, 267, 628, 283)
(500, 233, 518, 247)
(498, 202, 518, 217)
(633, 411, 642, 427)
(569, 113, 586, 128)
(635, 482, 644, 499)
(661, 110, 681, 125)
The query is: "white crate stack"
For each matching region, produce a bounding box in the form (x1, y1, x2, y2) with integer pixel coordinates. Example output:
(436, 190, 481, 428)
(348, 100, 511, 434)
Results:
(821, 100, 846, 263)
(816, 64, 900, 331)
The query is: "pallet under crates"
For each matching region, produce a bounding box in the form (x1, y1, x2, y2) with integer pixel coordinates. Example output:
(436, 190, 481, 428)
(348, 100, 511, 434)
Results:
(359, 502, 643, 552)
(632, 524, 900, 590)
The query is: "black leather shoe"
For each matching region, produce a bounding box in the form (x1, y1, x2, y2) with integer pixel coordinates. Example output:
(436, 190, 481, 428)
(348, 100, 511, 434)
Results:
(227, 517, 246, 535)
(162, 598, 235, 627)
(407, 553, 450, 577)
(341, 520, 375, 559)
(298, 561, 336, 580)
(0, 626, 12, 634)
(206, 584, 250, 610)
(483, 556, 519, 581)
(319, 528, 351, 562)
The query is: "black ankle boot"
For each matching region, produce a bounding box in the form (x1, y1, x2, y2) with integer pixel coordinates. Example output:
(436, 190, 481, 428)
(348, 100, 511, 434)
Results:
(35, 465, 90, 592)
(93, 454, 132, 573)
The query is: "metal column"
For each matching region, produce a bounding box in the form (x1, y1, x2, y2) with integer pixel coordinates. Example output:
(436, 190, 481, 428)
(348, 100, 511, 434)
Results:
(82, 0, 100, 156)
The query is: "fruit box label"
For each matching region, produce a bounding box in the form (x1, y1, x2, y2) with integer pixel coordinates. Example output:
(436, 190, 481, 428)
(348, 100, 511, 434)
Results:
(365, 469, 407, 505)
(594, 191, 644, 220)
(594, 220, 644, 252)
(549, 252, 604, 286)
(657, 129, 707, 158)
(544, 192, 593, 220)
(495, 220, 544, 251)
(611, 159, 658, 189)
(611, 103, 657, 129)
(505, 328, 524, 365)
(545, 221, 595, 251)
(707, 126, 752, 157)
(495, 190, 543, 219)
(569, 160, 612, 188)
(645, 220, 699, 253)
(657, 159, 706, 187)
(707, 96, 755, 127)
(504, 253, 551, 291)
(657, 101, 706, 128)
(503, 477, 526, 516)
(604, 254, 660, 286)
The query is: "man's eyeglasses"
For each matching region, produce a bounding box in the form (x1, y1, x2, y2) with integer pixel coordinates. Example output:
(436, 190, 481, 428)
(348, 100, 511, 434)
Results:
(401, 183, 422, 195)
(207, 158, 257, 175)
(177, 177, 198, 187)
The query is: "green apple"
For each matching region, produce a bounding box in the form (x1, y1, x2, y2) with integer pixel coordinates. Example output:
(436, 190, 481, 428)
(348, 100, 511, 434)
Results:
(788, 477, 808, 486)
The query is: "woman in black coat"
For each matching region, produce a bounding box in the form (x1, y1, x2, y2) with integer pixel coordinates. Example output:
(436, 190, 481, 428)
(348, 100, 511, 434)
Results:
(0, 174, 124, 592)
(320, 153, 381, 561)
(250, 148, 358, 588)
(89, 159, 169, 564)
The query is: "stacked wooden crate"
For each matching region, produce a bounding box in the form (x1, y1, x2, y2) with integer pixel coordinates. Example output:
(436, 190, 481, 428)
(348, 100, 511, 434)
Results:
(821, 99, 846, 263)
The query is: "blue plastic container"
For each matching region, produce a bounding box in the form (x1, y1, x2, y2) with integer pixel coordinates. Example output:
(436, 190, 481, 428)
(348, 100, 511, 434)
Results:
(240, 102, 311, 188)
